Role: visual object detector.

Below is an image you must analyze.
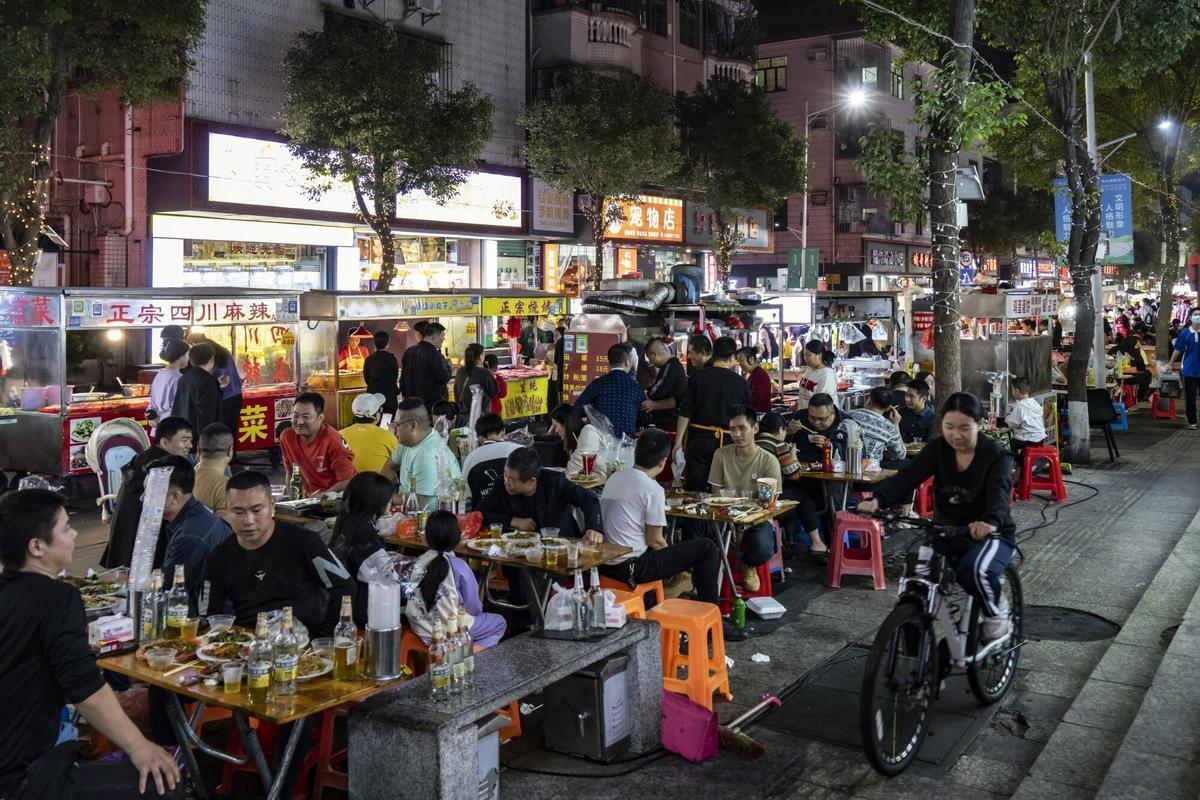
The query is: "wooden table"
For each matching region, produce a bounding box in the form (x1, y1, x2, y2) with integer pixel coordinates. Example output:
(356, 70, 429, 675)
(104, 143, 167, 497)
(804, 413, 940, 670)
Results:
(665, 499, 799, 598)
(380, 531, 632, 627)
(567, 473, 607, 491)
(905, 442, 927, 457)
(98, 652, 405, 800)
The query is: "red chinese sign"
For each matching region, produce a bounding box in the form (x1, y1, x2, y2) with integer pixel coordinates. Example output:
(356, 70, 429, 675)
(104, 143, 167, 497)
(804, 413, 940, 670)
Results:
(0, 291, 57, 327)
(562, 332, 622, 404)
(71, 297, 294, 329)
(912, 311, 935, 333)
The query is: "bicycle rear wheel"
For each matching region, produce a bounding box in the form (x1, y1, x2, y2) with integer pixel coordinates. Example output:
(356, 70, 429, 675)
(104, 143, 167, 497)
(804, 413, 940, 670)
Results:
(860, 601, 938, 776)
(967, 565, 1024, 704)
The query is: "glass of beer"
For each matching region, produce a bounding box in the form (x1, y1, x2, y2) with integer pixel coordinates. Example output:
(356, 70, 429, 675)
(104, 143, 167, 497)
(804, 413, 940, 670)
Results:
(543, 542, 567, 570)
(222, 661, 244, 695)
(180, 617, 201, 639)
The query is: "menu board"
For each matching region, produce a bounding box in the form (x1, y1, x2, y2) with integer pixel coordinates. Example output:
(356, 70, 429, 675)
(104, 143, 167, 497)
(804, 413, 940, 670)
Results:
(561, 332, 623, 404)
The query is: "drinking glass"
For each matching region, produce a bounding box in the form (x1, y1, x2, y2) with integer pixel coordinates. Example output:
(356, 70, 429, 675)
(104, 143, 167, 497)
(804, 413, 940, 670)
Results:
(180, 617, 201, 639)
(222, 661, 244, 695)
(566, 540, 582, 567)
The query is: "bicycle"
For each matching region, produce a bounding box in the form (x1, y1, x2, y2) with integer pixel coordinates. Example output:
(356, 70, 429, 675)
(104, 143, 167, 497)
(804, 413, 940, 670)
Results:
(858, 513, 1025, 776)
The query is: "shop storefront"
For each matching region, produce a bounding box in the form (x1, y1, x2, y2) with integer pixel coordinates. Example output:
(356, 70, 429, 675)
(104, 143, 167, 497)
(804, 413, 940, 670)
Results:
(0, 288, 300, 477)
(863, 241, 933, 290)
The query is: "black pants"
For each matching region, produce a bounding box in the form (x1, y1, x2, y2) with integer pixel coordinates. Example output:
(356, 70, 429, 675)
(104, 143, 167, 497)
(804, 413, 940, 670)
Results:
(1010, 437, 1045, 461)
(11, 742, 184, 800)
(780, 482, 821, 537)
(683, 432, 721, 492)
(220, 393, 243, 436)
(1122, 371, 1151, 401)
(600, 539, 720, 604)
(1185, 377, 1200, 425)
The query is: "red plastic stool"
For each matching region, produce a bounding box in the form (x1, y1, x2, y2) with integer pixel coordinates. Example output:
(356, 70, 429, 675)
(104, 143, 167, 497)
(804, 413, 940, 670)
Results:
(1150, 392, 1177, 421)
(718, 562, 773, 613)
(828, 511, 886, 590)
(914, 477, 934, 518)
(311, 707, 350, 799)
(1120, 383, 1137, 409)
(1016, 445, 1067, 502)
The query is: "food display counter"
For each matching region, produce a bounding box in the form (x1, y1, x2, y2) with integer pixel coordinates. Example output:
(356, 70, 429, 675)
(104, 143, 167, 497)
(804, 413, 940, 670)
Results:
(959, 290, 1056, 416)
(0, 288, 301, 478)
(298, 290, 567, 426)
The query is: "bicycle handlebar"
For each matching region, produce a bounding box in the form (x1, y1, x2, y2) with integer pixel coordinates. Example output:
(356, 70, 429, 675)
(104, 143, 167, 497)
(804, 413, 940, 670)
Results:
(862, 510, 977, 539)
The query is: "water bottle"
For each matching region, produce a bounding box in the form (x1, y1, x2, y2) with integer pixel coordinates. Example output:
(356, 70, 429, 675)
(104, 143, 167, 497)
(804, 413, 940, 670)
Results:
(732, 598, 746, 631)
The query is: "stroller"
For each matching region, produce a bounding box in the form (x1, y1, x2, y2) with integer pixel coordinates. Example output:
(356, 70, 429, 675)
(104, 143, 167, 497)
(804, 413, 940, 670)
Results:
(84, 418, 151, 523)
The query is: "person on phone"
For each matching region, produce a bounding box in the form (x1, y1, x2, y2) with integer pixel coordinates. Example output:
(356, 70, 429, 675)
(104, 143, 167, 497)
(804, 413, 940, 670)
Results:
(1, 490, 181, 800)
(845, 387, 907, 464)
(856, 393, 1016, 642)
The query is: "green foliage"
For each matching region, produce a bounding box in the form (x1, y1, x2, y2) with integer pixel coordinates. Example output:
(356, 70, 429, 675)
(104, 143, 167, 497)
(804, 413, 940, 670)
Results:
(0, 0, 207, 284)
(675, 76, 805, 278)
(965, 185, 1056, 257)
(281, 14, 493, 291)
(521, 66, 676, 285)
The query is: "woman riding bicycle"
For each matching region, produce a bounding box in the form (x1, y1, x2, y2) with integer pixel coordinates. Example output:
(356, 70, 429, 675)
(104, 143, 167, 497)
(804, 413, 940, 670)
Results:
(856, 392, 1015, 642)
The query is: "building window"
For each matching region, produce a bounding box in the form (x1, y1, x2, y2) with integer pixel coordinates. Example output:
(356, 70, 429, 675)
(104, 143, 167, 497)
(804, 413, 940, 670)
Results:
(861, 66, 877, 86)
(773, 201, 788, 231)
(644, 0, 667, 36)
(890, 63, 904, 99)
(755, 56, 787, 93)
(680, 0, 700, 49)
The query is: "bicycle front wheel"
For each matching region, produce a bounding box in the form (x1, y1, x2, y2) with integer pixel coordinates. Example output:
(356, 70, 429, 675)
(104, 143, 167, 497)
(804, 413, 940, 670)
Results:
(967, 564, 1024, 704)
(859, 601, 938, 776)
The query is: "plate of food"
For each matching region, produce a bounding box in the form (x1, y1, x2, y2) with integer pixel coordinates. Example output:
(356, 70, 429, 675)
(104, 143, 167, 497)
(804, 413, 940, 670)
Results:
(69, 418, 100, 443)
(200, 628, 254, 646)
(136, 638, 201, 663)
(467, 538, 507, 552)
(708, 496, 749, 507)
(196, 641, 247, 664)
(501, 530, 539, 541)
(82, 593, 123, 614)
(297, 653, 333, 681)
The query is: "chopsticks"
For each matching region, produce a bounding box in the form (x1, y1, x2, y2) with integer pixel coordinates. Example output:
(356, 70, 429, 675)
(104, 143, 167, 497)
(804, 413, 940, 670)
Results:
(164, 659, 200, 677)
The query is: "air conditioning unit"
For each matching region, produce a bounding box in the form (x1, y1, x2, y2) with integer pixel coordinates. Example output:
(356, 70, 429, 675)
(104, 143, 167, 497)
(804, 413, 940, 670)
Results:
(405, 0, 441, 14)
(808, 46, 828, 61)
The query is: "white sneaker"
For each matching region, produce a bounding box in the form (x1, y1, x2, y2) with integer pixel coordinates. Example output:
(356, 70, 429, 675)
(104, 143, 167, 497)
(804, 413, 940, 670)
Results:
(982, 597, 1012, 643)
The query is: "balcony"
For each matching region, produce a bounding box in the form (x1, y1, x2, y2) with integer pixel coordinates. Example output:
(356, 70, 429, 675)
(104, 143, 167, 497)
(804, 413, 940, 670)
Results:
(705, 55, 754, 83)
(532, 0, 642, 73)
(532, 0, 640, 16)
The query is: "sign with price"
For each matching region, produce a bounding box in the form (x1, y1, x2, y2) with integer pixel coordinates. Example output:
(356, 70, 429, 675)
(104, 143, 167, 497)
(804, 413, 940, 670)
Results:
(562, 332, 623, 404)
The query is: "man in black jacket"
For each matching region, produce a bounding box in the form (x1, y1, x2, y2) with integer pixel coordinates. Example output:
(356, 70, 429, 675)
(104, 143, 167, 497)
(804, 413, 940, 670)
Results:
(100, 417, 194, 568)
(476, 447, 604, 542)
(172, 343, 222, 437)
(401, 321, 451, 411)
(362, 330, 400, 415)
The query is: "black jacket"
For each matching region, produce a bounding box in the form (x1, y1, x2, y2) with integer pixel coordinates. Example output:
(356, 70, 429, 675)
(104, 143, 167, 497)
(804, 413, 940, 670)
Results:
(475, 468, 604, 536)
(330, 518, 385, 629)
(173, 365, 221, 433)
(401, 341, 451, 407)
(454, 365, 500, 410)
(362, 350, 400, 412)
(873, 435, 1015, 538)
(100, 444, 168, 568)
(789, 407, 849, 461)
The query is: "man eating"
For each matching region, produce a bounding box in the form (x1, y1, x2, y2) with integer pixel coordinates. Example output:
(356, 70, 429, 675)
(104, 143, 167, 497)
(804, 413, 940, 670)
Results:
(279, 392, 357, 496)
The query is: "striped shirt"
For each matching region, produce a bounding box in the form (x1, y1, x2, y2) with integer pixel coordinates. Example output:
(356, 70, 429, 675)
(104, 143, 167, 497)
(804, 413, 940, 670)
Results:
(845, 408, 906, 462)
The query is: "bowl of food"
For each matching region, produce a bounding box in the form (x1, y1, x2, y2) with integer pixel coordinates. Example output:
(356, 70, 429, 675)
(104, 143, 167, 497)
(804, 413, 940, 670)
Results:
(206, 615, 236, 634)
(144, 647, 177, 671)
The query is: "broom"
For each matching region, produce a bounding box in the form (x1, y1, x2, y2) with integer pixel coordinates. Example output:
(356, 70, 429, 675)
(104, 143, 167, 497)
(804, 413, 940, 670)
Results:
(717, 692, 781, 757)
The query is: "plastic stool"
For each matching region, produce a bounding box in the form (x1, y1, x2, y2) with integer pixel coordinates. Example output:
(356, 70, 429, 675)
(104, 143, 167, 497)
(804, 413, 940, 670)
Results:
(599, 576, 665, 611)
(1150, 392, 1177, 421)
(607, 587, 647, 619)
(718, 562, 773, 615)
(1017, 445, 1067, 502)
(767, 522, 786, 584)
(914, 477, 934, 518)
(1120, 383, 1137, 409)
(828, 511, 886, 591)
(218, 719, 318, 799)
(1111, 402, 1129, 432)
(312, 707, 349, 799)
(648, 598, 733, 711)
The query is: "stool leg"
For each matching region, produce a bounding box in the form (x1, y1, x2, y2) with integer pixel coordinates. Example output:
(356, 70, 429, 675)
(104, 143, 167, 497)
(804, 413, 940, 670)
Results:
(870, 530, 886, 591)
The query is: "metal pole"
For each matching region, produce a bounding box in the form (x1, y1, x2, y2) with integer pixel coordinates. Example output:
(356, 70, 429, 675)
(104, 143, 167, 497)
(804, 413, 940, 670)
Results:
(802, 99, 810, 257)
(1084, 50, 1107, 386)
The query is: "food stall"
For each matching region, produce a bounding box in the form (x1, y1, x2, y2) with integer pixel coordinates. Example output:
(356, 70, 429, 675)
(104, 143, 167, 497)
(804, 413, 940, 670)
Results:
(959, 290, 1056, 416)
(0, 288, 301, 478)
(478, 290, 567, 421)
(299, 289, 567, 426)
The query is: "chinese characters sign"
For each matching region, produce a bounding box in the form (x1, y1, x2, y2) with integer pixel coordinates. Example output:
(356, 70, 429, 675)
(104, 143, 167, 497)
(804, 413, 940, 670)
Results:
(67, 297, 297, 329)
(531, 178, 575, 235)
(618, 248, 638, 277)
(683, 203, 773, 252)
(606, 195, 683, 243)
(1004, 293, 1056, 319)
(867, 243, 906, 273)
(481, 296, 565, 317)
(562, 332, 622, 404)
(339, 294, 480, 319)
(0, 292, 57, 327)
(543, 244, 561, 294)
(1054, 174, 1133, 264)
(500, 377, 549, 420)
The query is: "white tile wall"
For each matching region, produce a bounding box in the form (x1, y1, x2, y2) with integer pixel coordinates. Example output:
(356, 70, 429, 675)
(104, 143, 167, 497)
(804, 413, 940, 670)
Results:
(187, 0, 524, 167)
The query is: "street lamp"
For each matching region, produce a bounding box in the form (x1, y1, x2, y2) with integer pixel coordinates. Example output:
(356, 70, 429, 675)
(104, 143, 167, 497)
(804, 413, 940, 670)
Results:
(800, 90, 867, 265)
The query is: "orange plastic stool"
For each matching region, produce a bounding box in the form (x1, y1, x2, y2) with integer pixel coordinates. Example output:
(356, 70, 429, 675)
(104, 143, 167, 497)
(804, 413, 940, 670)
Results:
(1016, 445, 1067, 502)
(828, 511, 886, 591)
(606, 587, 647, 619)
(1150, 392, 1177, 421)
(914, 477, 934, 518)
(648, 598, 732, 711)
(598, 576, 665, 611)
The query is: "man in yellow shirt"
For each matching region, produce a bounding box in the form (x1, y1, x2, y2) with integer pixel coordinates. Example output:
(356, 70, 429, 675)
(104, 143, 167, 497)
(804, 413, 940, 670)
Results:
(339, 393, 400, 474)
(193, 423, 233, 520)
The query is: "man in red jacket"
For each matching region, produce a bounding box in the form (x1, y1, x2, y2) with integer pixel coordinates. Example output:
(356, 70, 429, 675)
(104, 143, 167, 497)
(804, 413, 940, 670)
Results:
(736, 346, 773, 414)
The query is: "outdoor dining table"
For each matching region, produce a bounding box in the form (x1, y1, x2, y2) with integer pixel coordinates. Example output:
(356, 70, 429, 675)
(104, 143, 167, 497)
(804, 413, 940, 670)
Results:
(97, 650, 407, 800)
(379, 531, 632, 628)
(665, 499, 799, 598)
(789, 466, 899, 513)
(566, 473, 607, 491)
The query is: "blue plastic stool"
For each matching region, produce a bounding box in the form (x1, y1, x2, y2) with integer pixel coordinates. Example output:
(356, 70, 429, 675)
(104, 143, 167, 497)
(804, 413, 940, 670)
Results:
(1111, 402, 1129, 432)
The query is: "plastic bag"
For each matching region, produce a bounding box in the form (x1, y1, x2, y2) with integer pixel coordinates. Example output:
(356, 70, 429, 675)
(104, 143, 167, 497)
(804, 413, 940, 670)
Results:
(840, 322, 866, 345)
(505, 426, 534, 447)
(466, 384, 486, 437)
(583, 404, 619, 472)
(543, 583, 575, 631)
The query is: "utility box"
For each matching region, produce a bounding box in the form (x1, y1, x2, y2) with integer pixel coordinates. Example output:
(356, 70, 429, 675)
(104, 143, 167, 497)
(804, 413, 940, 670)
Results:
(543, 654, 632, 762)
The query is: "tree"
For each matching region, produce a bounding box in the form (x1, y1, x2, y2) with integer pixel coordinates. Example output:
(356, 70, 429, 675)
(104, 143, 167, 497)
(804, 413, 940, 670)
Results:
(857, 0, 1020, 403)
(521, 67, 677, 289)
(984, 0, 1200, 462)
(676, 76, 806, 290)
(1094, 36, 1200, 362)
(281, 14, 493, 293)
(964, 184, 1057, 265)
(0, 0, 206, 286)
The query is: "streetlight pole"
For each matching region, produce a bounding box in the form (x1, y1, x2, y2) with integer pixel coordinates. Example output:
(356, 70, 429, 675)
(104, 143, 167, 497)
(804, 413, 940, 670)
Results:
(800, 91, 864, 282)
(1084, 50, 1107, 389)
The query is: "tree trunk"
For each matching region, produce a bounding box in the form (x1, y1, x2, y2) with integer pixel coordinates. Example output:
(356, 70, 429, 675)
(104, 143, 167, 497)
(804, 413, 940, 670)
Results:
(1155, 176, 1180, 364)
(375, 223, 396, 292)
(590, 206, 605, 290)
(928, 0, 974, 404)
(712, 209, 742, 293)
(1062, 135, 1100, 464)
